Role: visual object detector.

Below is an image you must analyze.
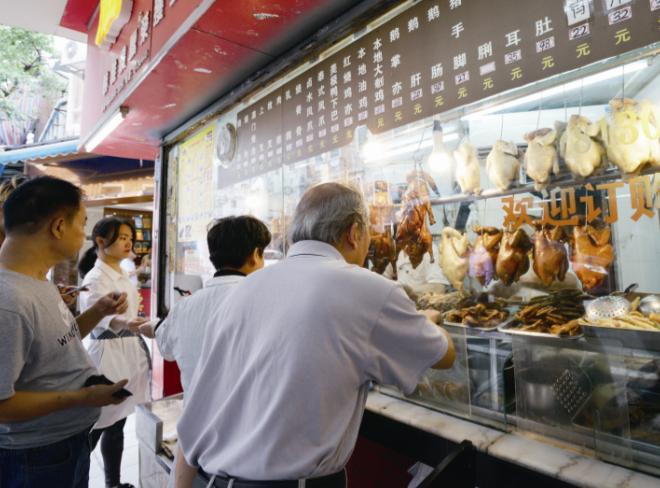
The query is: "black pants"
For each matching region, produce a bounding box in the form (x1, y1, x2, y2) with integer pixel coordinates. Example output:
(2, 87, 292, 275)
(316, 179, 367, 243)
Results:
(89, 417, 127, 487)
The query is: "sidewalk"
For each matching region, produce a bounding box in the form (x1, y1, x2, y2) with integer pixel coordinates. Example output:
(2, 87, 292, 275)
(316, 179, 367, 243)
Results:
(89, 414, 140, 488)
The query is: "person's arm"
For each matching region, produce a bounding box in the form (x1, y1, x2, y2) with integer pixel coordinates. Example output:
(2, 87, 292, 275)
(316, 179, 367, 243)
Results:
(0, 380, 129, 422)
(76, 292, 129, 338)
(173, 444, 198, 488)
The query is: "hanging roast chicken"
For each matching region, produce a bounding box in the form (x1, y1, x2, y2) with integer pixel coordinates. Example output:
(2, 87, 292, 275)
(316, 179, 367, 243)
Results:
(524, 128, 559, 191)
(486, 140, 520, 191)
(469, 226, 503, 286)
(496, 228, 533, 285)
(395, 170, 439, 268)
(368, 182, 398, 277)
(532, 222, 569, 286)
(454, 141, 481, 194)
(558, 115, 606, 178)
(369, 226, 398, 277)
(570, 221, 615, 290)
(439, 227, 470, 291)
(601, 98, 660, 173)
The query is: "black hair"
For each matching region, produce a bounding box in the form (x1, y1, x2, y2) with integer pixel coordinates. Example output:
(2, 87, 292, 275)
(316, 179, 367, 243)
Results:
(78, 216, 136, 277)
(2, 176, 81, 235)
(207, 216, 272, 270)
(0, 175, 29, 243)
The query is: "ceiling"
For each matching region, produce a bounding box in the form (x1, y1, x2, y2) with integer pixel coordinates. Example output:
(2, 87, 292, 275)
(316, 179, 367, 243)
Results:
(0, 0, 86, 41)
(75, 0, 388, 160)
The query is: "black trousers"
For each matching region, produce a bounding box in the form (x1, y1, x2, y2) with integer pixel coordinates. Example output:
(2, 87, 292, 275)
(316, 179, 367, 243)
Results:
(89, 417, 127, 487)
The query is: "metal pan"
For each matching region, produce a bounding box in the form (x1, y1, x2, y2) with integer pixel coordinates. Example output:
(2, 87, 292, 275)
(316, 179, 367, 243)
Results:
(498, 319, 584, 340)
(442, 312, 514, 333)
(582, 323, 660, 352)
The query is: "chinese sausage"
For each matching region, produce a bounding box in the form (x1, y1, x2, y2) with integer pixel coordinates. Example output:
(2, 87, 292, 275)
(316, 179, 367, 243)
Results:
(468, 226, 502, 286)
(532, 222, 569, 286)
(439, 227, 470, 291)
(570, 221, 614, 290)
(496, 228, 533, 285)
(524, 128, 559, 191)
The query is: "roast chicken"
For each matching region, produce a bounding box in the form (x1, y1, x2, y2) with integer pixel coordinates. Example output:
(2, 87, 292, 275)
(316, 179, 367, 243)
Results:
(395, 171, 439, 268)
(486, 140, 520, 191)
(496, 228, 533, 285)
(524, 128, 559, 191)
(602, 98, 660, 173)
(559, 115, 606, 178)
(468, 226, 503, 286)
(369, 227, 397, 277)
(439, 227, 470, 291)
(571, 223, 614, 290)
(454, 142, 481, 194)
(532, 223, 568, 286)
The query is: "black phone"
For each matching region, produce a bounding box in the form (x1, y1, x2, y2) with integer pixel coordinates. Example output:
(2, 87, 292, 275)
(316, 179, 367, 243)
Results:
(83, 374, 133, 399)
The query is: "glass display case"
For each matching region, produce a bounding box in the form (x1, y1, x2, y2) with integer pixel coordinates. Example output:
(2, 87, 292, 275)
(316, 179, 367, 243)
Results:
(159, 0, 659, 478)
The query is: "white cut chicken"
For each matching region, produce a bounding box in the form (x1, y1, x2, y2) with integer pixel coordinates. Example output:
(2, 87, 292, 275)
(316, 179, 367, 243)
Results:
(454, 141, 481, 194)
(439, 227, 470, 291)
(601, 98, 660, 173)
(524, 128, 559, 191)
(558, 115, 606, 178)
(486, 140, 520, 191)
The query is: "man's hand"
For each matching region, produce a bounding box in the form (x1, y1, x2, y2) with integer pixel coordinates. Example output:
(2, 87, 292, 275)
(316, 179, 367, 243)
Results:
(126, 317, 149, 334)
(420, 309, 441, 324)
(93, 292, 128, 317)
(77, 379, 130, 407)
(57, 284, 88, 307)
(138, 321, 156, 339)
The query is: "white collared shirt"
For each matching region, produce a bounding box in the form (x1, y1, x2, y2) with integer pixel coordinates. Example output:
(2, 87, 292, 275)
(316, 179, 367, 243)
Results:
(156, 273, 244, 392)
(178, 241, 447, 480)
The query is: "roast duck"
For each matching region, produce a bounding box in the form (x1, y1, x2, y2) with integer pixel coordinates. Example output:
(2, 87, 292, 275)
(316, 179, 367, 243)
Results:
(439, 227, 470, 291)
(496, 228, 533, 285)
(532, 222, 569, 286)
(468, 226, 502, 286)
(368, 184, 397, 276)
(570, 221, 614, 290)
(395, 171, 439, 268)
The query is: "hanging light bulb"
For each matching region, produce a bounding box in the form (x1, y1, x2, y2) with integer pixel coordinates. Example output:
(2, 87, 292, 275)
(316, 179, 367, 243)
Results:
(427, 120, 458, 173)
(361, 128, 387, 164)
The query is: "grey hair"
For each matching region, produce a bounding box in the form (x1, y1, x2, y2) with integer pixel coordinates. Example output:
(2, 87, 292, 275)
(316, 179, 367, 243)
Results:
(290, 182, 368, 245)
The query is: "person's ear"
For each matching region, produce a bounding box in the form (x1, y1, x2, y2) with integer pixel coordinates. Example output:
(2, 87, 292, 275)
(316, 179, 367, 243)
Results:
(51, 217, 66, 239)
(346, 222, 361, 250)
(94, 235, 106, 249)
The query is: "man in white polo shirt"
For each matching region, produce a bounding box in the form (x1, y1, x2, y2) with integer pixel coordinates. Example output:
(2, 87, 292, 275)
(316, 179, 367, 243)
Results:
(175, 182, 455, 488)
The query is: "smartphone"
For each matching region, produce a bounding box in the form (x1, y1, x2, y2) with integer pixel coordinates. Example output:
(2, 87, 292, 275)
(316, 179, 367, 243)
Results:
(61, 285, 89, 296)
(83, 375, 133, 399)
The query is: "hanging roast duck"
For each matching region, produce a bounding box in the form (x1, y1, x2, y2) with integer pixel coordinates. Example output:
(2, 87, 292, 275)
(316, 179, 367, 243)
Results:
(532, 222, 569, 286)
(395, 170, 439, 268)
(570, 221, 615, 290)
(496, 228, 533, 285)
(468, 226, 503, 286)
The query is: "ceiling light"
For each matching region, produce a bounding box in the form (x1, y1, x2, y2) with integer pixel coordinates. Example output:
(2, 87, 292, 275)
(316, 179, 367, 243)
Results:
(83, 106, 129, 152)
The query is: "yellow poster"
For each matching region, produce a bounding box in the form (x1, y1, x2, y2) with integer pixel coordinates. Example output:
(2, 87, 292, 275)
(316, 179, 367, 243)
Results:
(177, 125, 215, 244)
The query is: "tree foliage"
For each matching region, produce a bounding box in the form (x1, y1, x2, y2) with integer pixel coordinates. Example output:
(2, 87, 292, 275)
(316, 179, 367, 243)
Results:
(0, 26, 65, 119)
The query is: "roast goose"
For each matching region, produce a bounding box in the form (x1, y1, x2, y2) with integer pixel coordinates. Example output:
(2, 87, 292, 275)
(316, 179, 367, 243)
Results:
(496, 228, 533, 285)
(570, 221, 614, 290)
(468, 226, 503, 286)
(532, 222, 569, 286)
(395, 171, 439, 268)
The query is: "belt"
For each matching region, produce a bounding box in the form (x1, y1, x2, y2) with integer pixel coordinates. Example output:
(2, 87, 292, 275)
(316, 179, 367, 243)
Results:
(207, 469, 346, 488)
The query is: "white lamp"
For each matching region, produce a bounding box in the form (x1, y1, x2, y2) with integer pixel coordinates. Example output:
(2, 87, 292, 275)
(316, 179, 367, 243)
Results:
(84, 106, 129, 152)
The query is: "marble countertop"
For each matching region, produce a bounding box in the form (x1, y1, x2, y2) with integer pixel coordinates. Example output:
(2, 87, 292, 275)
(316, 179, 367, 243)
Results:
(366, 391, 659, 488)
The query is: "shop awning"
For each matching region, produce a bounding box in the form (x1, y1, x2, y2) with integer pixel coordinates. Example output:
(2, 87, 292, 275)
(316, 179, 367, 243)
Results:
(0, 139, 80, 166)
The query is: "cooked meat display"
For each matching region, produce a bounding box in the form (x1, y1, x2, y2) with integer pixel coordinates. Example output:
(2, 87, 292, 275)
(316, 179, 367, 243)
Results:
(496, 228, 533, 285)
(532, 223, 568, 286)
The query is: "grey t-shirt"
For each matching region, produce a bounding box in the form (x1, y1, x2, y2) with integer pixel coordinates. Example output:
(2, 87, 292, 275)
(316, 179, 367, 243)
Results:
(0, 269, 100, 449)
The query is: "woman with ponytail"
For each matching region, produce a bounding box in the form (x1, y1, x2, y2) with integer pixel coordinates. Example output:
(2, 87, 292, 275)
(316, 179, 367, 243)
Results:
(78, 217, 150, 488)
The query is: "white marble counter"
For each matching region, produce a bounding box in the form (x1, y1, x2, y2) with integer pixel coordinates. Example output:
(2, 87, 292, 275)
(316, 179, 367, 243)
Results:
(366, 391, 659, 488)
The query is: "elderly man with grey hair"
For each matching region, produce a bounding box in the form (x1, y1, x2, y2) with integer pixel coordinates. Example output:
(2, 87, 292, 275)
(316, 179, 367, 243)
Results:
(174, 182, 455, 488)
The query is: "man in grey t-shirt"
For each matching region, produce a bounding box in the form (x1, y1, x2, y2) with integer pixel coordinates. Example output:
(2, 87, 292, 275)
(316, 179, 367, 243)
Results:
(0, 177, 131, 488)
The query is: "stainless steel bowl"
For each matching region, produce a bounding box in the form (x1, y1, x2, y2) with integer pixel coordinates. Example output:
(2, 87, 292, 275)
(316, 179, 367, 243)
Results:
(639, 295, 660, 316)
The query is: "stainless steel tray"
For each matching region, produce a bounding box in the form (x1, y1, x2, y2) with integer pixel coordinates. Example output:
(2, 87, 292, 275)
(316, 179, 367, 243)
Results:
(497, 320, 584, 340)
(582, 323, 660, 352)
(442, 312, 514, 332)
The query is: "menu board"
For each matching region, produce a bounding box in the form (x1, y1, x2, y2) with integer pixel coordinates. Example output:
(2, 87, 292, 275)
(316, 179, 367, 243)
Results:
(227, 0, 659, 187)
(177, 125, 215, 242)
